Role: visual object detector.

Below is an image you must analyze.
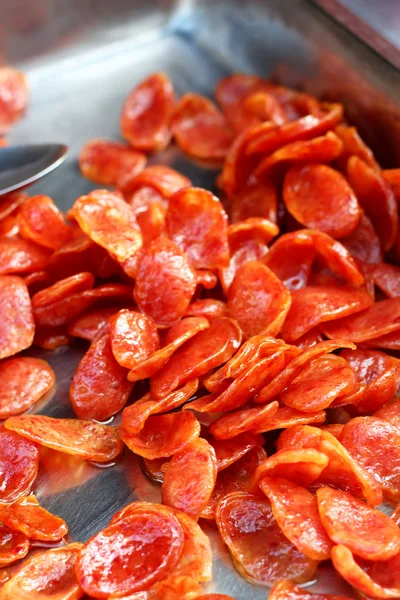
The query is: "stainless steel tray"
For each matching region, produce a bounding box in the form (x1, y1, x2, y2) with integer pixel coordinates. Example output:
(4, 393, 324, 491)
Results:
(2, 1, 400, 597)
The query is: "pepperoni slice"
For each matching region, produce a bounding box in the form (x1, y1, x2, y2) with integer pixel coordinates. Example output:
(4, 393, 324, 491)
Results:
(368, 262, 400, 298)
(171, 93, 233, 161)
(0, 495, 67, 542)
(17, 195, 72, 250)
(0, 192, 28, 222)
(308, 230, 364, 286)
(138, 575, 202, 600)
(205, 335, 296, 394)
(136, 202, 167, 246)
(0, 276, 34, 359)
(341, 416, 400, 501)
(245, 103, 343, 156)
(0, 527, 29, 567)
(255, 132, 343, 180)
(374, 399, 400, 430)
(71, 190, 142, 263)
(279, 354, 358, 411)
(340, 348, 400, 413)
(0, 68, 28, 133)
(150, 318, 241, 399)
(278, 425, 382, 506)
(228, 261, 292, 339)
(122, 411, 201, 459)
(230, 181, 278, 224)
(201, 447, 267, 520)
(127, 317, 210, 382)
(347, 156, 398, 251)
(260, 477, 333, 560)
(331, 544, 400, 600)
(0, 237, 50, 276)
(5, 414, 123, 462)
(269, 580, 353, 600)
(1, 543, 82, 599)
(167, 187, 229, 269)
(109, 309, 160, 369)
(79, 138, 146, 186)
(111, 502, 212, 583)
(210, 433, 265, 471)
(32, 272, 94, 308)
(283, 164, 360, 238)
(121, 380, 198, 435)
(184, 300, 228, 321)
(219, 239, 269, 296)
(280, 285, 373, 342)
(67, 306, 121, 341)
(120, 73, 175, 152)
(322, 297, 400, 343)
(228, 218, 278, 251)
(208, 401, 279, 438)
(341, 213, 383, 264)
(317, 486, 400, 561)
(162, 438, 217, 520)
(70, 330, 134, 421)
(255, 339, 356, 404)
(360, 329, 400, 350)
(251, 448, 329, 491)
(77, 510, 184, 597)
(334, 124, 378, 170)
(265, 233, 315, 290)
(215, 73, 263, 133)
(190, 352, 285, 414)
(48, 235, 120, 280)
(121, 164, 191, 203)
(0, 425, 39, 503)
(0, 357, 54, 419)
(383, 168, 400, 203)
(134, 236, 196, 327)
(216, 492, 318, 586)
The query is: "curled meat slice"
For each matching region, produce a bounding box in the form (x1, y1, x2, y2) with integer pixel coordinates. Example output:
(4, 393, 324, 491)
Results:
(5, 414, 123, 462)
(332, 545, 400, 599)
(171, 93, 233, 161)
(260, 477, 333, 560)
(1, 543, 83, 600)
(216, 492, 318, 587)
(122, 411, 201, 459)
(0, 276, 34, 359)
(79, 138, 146, 186)
(0, 357, 54, 419)
(280, 285, 373, 342)
(120, 72, 175, 152)
(134, 236, 197, 327)
(283, 164, 360, 238)
(317, 486, 400, 561)
(162, 438, 217, 520)
(167, 187, 229, 269)
(150, 318, 241, 399)
(228, 261, 292, 339)
(347, 156, 398, 251)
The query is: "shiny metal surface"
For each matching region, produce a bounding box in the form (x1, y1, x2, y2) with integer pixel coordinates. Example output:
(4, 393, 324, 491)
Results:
(2, 0, 400, 597)
(0, 144, 67, 196)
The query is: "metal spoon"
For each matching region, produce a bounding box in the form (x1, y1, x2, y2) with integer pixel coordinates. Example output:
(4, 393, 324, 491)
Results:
(0, 144, 68, 196)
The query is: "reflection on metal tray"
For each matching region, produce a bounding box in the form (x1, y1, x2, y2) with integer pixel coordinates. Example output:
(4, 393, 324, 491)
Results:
(2, 1, 400, 597)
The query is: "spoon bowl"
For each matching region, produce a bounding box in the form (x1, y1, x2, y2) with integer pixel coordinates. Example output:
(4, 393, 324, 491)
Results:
(0, 144, 68, 196)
